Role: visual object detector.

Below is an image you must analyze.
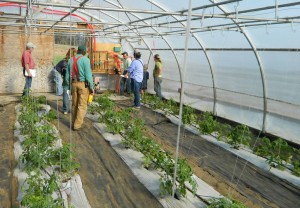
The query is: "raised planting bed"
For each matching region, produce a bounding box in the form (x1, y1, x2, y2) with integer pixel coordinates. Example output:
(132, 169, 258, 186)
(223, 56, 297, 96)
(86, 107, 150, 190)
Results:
(14, 95, 91, 207)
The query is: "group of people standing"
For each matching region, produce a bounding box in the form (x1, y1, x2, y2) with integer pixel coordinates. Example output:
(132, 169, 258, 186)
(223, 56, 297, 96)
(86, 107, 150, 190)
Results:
(116, 50, 163, 109)
(21, 43, 94, 131)
(21, 43, 162, 130)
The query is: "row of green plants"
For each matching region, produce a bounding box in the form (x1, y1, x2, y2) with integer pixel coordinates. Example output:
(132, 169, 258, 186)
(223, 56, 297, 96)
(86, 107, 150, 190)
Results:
(17, 95, 79, 207)
(90, 93, 249, 206)
(89, 94, 197, 198)
(141, 93, 300, 177)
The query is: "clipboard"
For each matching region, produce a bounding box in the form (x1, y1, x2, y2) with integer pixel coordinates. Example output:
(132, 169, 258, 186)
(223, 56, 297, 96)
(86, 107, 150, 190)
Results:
(25, 69, 36, 77)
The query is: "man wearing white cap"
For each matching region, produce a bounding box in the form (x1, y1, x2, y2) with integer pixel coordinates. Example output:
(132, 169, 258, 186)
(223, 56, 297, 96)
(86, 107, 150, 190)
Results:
(21, 42, 36, 96)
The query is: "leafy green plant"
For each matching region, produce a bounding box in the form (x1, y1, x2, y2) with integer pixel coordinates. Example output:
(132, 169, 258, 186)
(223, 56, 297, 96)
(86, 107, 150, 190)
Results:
(176, 158, 197, 197)
(22, 124, 57, 151)
(141, 138, 168, 169)
(141, 92, 152, 104)
(95, 95, 115, 113)
(292, 159, 300, 176)
(255, 137, 293, 170)
(17, 94, 80, 205)
(164, 98, 179, 115)
(227, 125, 252, 149)
(198, 112, 217, 135)
(254, 137, 272, 157)
(215, 123, 232, 141)
(151, 96, 164, 110)
(21, 172, 63, 208)
(37, 95, 47, 104)
(18, 109, 40, 135)
(20, 145, 52, 171)
(50, 144, 80, 178)
(93, 93, 198, 198)
(208, 197, 246, 208)
(122, 118, 145, 148)
(182, 105, 198, 125)
(21, 94, 41, 111)
(100, 108, 132, 134)
(267, 138, 292, 170)
(160, 157, 197, 198)
(88, 102, 100, 115)
(45, 109, 57, 122)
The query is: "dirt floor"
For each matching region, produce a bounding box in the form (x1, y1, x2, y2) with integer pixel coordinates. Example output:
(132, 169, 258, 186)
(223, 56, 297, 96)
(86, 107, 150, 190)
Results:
(115, 99, 300, 208)
(0, 102, 18, 208)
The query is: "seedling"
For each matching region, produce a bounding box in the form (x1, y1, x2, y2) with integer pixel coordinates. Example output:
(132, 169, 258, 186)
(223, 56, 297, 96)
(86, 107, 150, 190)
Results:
(208, 197, 246, 208)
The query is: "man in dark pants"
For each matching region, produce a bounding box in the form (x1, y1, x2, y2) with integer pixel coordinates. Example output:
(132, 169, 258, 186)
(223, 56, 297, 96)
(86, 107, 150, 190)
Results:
(127, 51, 143, 109)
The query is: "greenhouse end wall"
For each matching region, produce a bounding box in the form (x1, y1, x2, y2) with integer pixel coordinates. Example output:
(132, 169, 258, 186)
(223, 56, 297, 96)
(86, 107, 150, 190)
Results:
(0, 27, 54, 94)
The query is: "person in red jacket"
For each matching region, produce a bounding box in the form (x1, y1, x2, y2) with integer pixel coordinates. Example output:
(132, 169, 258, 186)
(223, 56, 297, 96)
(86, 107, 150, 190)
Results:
(21, 42, 36, 96)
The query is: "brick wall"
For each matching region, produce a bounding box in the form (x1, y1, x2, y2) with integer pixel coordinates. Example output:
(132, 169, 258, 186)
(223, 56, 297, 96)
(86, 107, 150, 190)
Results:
(0, 26, 54, 94)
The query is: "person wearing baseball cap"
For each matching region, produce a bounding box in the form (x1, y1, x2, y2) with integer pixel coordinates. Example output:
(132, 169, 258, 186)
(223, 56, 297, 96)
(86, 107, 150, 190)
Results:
(64, 45, 94, 131)
(119, 51, 132, 95)
(21, 42, 36, 96)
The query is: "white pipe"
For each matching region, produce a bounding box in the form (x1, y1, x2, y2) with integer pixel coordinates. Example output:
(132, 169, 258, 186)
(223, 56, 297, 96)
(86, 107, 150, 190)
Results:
(172, 0, 192, 199)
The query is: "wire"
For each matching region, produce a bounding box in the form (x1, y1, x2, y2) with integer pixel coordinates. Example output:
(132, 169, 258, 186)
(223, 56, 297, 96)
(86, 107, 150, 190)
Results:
(172, 0, 193, 199)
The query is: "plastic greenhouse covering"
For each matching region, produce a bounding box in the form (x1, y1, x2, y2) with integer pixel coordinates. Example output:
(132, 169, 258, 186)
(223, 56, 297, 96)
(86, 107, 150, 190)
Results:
(1, 0, 300, 145)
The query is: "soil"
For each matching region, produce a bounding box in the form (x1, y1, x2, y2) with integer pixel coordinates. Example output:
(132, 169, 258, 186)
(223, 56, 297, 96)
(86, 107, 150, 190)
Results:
(115, 99, 300, 208)
(0, 103, 18, 208)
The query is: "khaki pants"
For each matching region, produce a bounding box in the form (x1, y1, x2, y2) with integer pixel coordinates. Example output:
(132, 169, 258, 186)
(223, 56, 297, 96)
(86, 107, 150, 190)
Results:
(71, 82, 89, 129)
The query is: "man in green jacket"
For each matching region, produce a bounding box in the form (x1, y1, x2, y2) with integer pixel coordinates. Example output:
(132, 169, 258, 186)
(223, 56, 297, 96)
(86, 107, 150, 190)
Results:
(64, 45, 94, 131)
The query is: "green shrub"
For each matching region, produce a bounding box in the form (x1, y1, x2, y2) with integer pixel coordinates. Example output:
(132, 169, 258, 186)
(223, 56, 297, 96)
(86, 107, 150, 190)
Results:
(227, 125, 252, 149)
(255, 137, 293, 170)
(198, 112, 217, 135)
(208, 197, 246, 208)
(21, 173, 63, 208)
(182, 105, 197, 125)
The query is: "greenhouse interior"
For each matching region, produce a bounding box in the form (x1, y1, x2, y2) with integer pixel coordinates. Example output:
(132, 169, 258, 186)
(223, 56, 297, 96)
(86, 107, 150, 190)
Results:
(0, 0, 299, 207)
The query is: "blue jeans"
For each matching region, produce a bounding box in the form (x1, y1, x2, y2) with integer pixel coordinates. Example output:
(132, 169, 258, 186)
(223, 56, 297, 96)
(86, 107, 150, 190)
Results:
(133, 79, 141, 107)
(53, 70, 63, 95)
(63, 87, 69, 113)
(126, 77, 131, 94)
(120, 77, 131, 95)
(154, 76, 162, 99)
(23, 75, 32, 96)
(120, 77, 126, 95)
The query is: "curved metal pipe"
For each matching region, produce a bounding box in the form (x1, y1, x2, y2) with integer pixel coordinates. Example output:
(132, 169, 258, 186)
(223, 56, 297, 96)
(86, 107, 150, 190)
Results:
(149, 0, 217, 114)
(209, 0, 267, 132)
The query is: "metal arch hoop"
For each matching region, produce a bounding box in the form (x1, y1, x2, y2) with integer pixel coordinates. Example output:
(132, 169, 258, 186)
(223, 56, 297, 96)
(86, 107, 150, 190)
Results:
(208, 0, 267, 132)
(148, 0, 217, 115)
